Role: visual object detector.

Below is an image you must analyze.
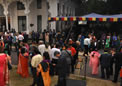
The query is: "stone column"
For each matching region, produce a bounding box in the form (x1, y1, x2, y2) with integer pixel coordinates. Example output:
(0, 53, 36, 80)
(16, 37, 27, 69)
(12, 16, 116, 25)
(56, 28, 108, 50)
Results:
(3, 7, 9, 32)
(24, 8, 30, 34)
(2, 0, 15, 32)
(22, 0, 33, 34)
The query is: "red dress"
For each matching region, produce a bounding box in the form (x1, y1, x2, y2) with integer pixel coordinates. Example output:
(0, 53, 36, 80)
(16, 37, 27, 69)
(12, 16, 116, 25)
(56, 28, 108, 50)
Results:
(17, 53, 29, 78)
(120, 68, 122, 77)
(0, 54, 8, 86)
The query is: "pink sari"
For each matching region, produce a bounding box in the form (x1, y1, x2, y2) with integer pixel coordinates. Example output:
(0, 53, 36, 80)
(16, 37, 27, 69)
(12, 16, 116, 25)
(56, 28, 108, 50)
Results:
(25, 44, 29, 53)
(89, 51, 100, 75)
(0, 54, 9, 86)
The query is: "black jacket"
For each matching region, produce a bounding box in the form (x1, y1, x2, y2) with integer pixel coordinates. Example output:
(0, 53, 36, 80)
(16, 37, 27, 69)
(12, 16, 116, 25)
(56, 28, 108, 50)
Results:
(56, 56, 68, 77)
(113, 52, 122, 66)
(100, 53, 111, 68)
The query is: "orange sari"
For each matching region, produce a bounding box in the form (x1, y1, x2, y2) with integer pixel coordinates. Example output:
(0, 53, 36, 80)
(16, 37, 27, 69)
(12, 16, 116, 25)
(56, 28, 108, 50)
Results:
(17, 53, 29, 78)
(37, 63, 51, 86)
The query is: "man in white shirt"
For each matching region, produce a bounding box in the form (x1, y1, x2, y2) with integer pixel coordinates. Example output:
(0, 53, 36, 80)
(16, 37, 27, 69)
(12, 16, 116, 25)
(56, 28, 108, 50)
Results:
(38, 40, 46, 56)
(18, 32, 24, 43)
(84, 37, 91, 46)
(83, 36, 91, 56)
(51, 44, 61, 61)
(50, 44, 61, 74)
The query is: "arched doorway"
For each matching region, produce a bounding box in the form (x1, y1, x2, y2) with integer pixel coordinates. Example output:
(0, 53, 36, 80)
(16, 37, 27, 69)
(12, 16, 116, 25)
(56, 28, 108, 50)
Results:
(0, 4, 6, 32)
(8, 1, 26, 32)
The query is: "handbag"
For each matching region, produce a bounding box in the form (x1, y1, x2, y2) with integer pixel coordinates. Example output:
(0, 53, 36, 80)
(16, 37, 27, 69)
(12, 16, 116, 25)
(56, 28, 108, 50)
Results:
(8, 61, 12, 70)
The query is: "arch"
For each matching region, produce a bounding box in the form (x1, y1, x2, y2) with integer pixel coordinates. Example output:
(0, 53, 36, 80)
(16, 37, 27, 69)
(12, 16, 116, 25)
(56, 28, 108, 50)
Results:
(22, 0, 34, 10)
(29, 0, 35, 9)
(8, 0, 25, 9)
(0, 4, 6, 32)
(0, 3, 3, 7)
(0, 4, 4, 16)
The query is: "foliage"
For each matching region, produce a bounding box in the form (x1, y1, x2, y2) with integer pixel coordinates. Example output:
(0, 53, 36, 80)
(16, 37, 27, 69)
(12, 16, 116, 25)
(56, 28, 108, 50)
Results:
(81, 0, 122, 14)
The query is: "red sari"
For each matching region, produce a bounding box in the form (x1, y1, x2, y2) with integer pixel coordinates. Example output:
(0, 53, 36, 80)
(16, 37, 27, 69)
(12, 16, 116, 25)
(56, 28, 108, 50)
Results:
(0, 54, 8, 86)
(120, 68, 122, 77)
(17, 53, 29, 78)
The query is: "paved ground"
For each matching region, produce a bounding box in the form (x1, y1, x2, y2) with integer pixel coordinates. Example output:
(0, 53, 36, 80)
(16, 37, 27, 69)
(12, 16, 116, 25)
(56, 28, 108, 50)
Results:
(74, 50, 121, 81)
(10, 49, 121, 86)
(11, 51, 18, 65)
(67, 79, 86, 86)
(10, 66, 86, 86)
(9, 67, 120, 86)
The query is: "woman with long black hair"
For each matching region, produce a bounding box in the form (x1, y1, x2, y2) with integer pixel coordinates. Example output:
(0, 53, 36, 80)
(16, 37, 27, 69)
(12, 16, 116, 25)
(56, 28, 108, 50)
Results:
(37, 52, 51, 86)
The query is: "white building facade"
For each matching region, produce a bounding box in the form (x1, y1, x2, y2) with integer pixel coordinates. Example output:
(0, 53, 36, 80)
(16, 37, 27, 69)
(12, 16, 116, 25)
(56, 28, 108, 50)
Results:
(0, 0, 77, 33)
(48, 0, 77, 31)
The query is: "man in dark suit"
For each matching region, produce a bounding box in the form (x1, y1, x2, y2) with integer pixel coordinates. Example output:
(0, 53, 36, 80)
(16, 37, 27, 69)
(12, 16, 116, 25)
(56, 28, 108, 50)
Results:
(100, 49, 111, 79)
(112, 47, 122, 83)
(55, 51, 68, 86)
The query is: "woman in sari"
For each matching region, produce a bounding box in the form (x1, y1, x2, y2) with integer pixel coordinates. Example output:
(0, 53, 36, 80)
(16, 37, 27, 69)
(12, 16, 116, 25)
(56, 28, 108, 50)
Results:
(17, 46, 29, 78)
(0, 45, 11, 86)
(89, 49, 100, 75)
(37, 52, 51, 86)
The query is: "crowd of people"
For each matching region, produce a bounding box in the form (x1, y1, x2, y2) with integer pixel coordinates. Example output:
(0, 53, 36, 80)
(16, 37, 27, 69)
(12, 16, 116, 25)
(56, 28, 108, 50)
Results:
(0, 29, 122, 86)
